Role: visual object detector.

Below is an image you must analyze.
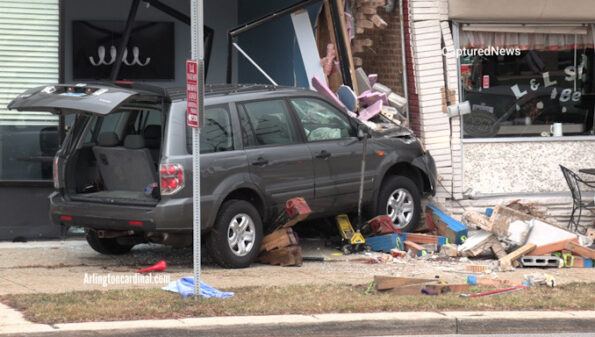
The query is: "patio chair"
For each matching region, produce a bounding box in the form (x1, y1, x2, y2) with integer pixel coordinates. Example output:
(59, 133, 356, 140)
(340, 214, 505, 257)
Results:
(559, 165, 595, 234)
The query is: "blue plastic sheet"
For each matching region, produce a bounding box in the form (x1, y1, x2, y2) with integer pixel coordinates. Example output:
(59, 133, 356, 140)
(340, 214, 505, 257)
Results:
(162, 277, 235, 299)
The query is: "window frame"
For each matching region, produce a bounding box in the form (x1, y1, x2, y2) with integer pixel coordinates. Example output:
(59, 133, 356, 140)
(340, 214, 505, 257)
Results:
(453, 20, 595, 143)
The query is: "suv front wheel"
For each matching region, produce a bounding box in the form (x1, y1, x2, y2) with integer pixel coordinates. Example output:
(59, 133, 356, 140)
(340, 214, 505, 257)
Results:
(376, 175, 421, 232)
(208, 200, 263, 268)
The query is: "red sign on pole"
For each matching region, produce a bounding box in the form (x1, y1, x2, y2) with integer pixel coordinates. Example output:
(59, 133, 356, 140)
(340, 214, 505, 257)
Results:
(186, 59, 199, 128)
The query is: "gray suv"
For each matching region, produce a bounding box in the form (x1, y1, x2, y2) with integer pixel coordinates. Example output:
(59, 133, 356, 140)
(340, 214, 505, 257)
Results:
(9, 83, 436, 268)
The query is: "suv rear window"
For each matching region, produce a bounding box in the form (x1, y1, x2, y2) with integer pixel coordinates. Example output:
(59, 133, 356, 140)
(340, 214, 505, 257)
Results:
(186, 104, 234, 154)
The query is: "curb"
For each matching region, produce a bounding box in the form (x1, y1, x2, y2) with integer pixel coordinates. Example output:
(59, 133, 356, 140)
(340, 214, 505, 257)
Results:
(1, 311, 595, 335)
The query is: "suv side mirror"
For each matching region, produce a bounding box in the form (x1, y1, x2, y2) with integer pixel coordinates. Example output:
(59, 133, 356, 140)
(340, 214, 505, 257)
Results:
(357, 124, 370, 140)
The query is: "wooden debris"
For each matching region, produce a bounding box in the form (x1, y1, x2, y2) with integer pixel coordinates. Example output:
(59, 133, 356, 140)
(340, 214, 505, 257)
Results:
(426, 205, 468, 244)
(260, 228, 298, 252)
(564, 240, 595, 259)
(425, 283, 470, 294)
(569, 256, 593, 268)
(499, 243, 537, 271)
(370, 14, 387, 28)
(353, 38, 373, 47)
(462, 211, 493, 232)
(388, 284, 424, 296)
(258, 246, 303, 267)
(356, 19, 374, 29)
(490, 205, 534, 235)
(404, 240, 428, 257)
(527, 238, 579, 256)
(374, 276, 436, 291)
(390, 248, 406, 258)
(489, 238, 507, 259)
(405, 233, 447, 245)
(466, 265, 489, 272)
(440, 244, 458, 257)
(360, 6, 377, 14)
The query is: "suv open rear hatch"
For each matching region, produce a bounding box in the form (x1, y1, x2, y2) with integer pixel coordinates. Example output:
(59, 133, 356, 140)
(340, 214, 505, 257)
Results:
(7, 83, 163, 115)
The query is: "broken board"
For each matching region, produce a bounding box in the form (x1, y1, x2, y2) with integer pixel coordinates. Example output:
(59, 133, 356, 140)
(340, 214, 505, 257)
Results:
(258, 246, 303, 267)
(374, 275, 435, 291)
(425, 283, 470, 294)
(291, 10, 326, 91)
(426, 205, 468, 244)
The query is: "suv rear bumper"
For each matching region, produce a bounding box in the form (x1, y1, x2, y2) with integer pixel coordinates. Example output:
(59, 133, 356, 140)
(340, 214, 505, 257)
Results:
(49, 192, 215, 232)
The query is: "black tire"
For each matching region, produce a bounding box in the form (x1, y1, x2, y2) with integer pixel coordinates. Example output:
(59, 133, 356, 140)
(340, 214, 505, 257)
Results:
(207, 200, 263, 268)
(375, 175, 422, 232)
(86, 230, 134, 255)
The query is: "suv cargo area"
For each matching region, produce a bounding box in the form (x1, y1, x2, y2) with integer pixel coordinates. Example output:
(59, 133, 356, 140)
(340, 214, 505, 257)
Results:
(66, 103, 164, 206)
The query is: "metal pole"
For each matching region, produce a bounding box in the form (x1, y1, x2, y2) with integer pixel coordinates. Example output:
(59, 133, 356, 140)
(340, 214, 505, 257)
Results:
(110, 0, 140, 81)
(190, 0, 203, 301)
(232, 43, 278, 85)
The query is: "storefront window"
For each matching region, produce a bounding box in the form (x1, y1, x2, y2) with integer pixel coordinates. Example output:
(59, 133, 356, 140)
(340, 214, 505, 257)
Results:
(0, 124, 59, 181)
(459, 27, 595, 138)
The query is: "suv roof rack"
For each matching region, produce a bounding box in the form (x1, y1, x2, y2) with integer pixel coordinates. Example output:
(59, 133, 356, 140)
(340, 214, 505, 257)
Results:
(166, 83, 296, 101)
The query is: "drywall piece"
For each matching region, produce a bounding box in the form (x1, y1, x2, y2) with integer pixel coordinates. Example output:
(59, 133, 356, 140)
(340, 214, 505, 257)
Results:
(358, 99, 383, 121)
(312, 74, 346, 108)
(457, 230, 493, 257)
(525, 219, 577, 247)
(336, 85, 357, 111)
(507, 220, 532, 247)
(355, 67, 372, 92)
(368, 73, 378, 86)
(358, 89, 388, 107)
(372, 82, 392, 95)
(291, 10, 327, 90)
(388, 92, 407, 109)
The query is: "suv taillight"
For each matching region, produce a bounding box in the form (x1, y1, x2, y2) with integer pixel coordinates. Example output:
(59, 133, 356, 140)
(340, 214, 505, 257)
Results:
(160, 163, 184, 195)
(53, 156, 60, 189)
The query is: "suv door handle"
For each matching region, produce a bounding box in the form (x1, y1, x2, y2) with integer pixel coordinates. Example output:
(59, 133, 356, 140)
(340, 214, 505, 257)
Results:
(315, 150, 331, 159)
(251, 157, 269, 167)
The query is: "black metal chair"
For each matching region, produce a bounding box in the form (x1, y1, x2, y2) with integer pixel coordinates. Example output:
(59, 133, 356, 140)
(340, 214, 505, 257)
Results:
(560, 165, 595, 234)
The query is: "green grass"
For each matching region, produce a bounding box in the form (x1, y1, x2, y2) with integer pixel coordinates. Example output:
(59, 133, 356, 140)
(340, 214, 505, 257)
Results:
(2, 282, 594, 324)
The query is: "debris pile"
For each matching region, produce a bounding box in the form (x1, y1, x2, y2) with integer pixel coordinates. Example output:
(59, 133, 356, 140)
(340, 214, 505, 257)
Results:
(257, 198, 311, 267)
(361, 202, 594, 272)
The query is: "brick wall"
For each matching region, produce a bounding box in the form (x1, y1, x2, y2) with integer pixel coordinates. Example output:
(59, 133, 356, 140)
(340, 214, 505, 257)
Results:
(355, 8, 405, 97)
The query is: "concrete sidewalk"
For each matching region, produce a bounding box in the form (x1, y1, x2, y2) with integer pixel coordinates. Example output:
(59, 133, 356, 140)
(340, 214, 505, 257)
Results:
(1, 303, 594, 336)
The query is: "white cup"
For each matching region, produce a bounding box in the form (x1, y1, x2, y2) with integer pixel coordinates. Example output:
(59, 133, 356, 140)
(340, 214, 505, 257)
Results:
(550, 123, 563, 137)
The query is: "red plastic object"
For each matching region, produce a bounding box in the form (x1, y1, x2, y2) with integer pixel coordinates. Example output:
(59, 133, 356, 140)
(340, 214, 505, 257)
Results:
(285, 197, 311, 218)
(369, 215, 402, 235)
(136, 260, 167, 273)
(460, 286, 526, 298)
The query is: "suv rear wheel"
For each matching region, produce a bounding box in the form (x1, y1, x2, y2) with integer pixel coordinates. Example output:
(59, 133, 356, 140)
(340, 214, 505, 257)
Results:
(375, 175, 421, 232)
(208, 200, 263, 268)
(86, 230, 134, 255)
